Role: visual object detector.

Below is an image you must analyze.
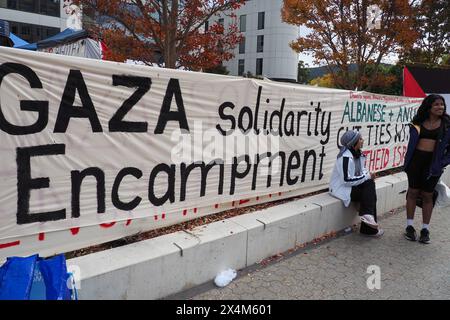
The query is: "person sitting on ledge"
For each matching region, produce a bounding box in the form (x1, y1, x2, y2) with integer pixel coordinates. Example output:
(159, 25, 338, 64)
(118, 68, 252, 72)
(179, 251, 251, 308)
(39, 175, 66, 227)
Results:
(329, 129, 384, 237)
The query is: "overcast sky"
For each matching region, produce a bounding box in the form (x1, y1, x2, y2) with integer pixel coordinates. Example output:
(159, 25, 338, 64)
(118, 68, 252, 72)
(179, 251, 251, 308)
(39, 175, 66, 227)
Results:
(296, 26, 318, 67)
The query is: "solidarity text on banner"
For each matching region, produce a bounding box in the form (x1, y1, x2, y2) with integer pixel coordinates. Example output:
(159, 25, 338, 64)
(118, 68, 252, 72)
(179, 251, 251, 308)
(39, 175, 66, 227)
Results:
(0, 47, 422, 259)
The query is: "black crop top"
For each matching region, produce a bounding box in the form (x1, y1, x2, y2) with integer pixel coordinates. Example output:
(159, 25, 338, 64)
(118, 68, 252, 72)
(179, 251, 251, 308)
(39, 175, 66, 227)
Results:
(419, 125, 440, 140)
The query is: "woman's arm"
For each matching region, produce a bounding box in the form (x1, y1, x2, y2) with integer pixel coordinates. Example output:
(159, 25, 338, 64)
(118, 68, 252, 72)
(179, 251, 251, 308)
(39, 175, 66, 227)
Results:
(342, 157, 371, 187)
(442, 143, 450, 167)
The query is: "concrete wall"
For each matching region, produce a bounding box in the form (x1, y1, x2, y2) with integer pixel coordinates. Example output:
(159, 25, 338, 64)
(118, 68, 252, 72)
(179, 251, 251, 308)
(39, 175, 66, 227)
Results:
(67, 170, 450, 300)
(0, 8, 62, 29)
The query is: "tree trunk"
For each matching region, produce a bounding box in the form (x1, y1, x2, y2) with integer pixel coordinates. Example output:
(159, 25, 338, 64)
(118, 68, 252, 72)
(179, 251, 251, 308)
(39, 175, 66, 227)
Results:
(162, 0, 177, 68)
(164, 0, 178, 68)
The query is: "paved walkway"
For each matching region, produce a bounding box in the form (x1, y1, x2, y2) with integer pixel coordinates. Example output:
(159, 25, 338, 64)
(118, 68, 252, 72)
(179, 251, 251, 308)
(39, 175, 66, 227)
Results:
(172, 206, 450, 300)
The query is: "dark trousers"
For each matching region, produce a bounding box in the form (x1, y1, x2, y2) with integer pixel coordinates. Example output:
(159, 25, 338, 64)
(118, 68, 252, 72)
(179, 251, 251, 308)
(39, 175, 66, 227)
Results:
(351, 179, 378, 235)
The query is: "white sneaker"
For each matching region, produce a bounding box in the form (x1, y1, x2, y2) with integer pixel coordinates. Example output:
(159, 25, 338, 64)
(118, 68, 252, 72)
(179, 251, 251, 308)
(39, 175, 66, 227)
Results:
(366, 228, 384, 238)
(360, 214, 378, 228)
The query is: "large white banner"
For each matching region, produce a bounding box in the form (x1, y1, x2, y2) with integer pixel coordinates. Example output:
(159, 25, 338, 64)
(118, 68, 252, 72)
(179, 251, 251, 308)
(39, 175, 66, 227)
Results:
(0, 47, 422, 259)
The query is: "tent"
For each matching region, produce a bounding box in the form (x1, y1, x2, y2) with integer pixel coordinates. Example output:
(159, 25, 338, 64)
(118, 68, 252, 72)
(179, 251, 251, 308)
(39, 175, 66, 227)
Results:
(17, 28, 102, 59)
(37, 28, 89, 49)
(16, 42, 37, 50)
(403, 66, 450, 112)
(9, 33, 29, 48)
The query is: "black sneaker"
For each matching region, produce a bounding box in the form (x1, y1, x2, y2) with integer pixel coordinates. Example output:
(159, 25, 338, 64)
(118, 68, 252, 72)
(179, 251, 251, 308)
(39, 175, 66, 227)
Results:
(419, 228, 430, 244)
(404, 225, 417, 241)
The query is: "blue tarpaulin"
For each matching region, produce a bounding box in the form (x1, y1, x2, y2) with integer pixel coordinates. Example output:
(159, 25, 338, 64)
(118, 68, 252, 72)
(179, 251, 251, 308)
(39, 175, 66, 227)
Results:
(9, 32, 29, 48)
(37, 28, 88, 49)
(0, 254, 75, 300)
(16, 28, 88, 51)
(16, 42, 37, 50)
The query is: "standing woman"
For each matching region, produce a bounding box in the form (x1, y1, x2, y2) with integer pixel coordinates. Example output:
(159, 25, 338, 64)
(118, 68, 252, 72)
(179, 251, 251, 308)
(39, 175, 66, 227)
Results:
(404, 94, 450, 243)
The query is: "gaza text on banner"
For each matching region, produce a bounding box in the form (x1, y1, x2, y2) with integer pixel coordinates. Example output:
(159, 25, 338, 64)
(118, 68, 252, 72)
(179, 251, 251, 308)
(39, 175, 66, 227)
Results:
(0, 47, 422, 255)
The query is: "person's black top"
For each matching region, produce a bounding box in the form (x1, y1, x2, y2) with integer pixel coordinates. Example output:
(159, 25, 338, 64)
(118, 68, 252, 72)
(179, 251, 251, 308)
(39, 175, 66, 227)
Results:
(419, 124, 440, 140)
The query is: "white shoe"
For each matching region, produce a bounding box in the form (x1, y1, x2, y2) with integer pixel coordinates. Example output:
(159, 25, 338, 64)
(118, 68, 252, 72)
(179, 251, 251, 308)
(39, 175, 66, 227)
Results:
(362, 228, 384, 238)
(360, 214, 378, 228)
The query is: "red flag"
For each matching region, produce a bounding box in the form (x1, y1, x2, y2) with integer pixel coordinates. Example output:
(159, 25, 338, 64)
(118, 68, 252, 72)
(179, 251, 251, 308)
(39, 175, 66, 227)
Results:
(100, 41, 110, 61)
(403, 67, 426, 98)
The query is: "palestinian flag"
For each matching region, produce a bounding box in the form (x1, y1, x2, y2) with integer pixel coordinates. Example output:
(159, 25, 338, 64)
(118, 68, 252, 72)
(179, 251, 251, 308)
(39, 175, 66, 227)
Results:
(403, 65, 450, 112)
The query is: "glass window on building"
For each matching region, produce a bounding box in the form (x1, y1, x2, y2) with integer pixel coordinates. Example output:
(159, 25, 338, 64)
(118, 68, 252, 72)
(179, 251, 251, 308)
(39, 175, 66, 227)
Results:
(239, 15, 246, 32)
(239, 36, 245, 54)
(8, 20, 59, 43)
(204, 20, 209, 32)
(256, 58, 263, 76)
(257, 35, 264, 53)
(1, 1, 17, 10)
(44, 26, 57, 38)
(238, 59, 245, 76)
(0, 0, 60, 17)
(18, 0, 37, 13)
(20, 25, 30, 38)
(218, 18, 224, 34)
(10, 23, 18, 34)
(40, 0, 60, 16)
(258, 12, 265, 30)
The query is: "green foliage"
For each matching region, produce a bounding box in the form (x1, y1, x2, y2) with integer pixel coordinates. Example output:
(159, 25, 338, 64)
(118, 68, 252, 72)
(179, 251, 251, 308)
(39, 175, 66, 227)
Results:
(297, 60, 310, 84)
(204, 64, 230, 75)
(242, 71, 263, 80)
(309, 73, 335, 88)
(308, 64, 404, 96)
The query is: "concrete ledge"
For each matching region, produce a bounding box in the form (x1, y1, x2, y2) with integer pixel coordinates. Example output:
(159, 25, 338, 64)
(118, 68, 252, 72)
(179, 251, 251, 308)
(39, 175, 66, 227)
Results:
(68, 173, 450, 299)
(230, 201, 321, 267)
(69, 219, 248, 300)
(378, 173, 409, 210)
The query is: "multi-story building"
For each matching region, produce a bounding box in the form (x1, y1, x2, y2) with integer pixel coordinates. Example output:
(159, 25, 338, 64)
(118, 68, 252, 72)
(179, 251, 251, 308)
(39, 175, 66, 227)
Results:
(0, 0, 75, 43)
(218, 0, 299, 81)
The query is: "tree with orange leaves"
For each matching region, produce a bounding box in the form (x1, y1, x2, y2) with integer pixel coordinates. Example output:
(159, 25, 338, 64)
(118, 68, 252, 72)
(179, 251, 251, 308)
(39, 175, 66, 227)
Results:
(282, 0, 420, 90)
(75, 0, 245, 71)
